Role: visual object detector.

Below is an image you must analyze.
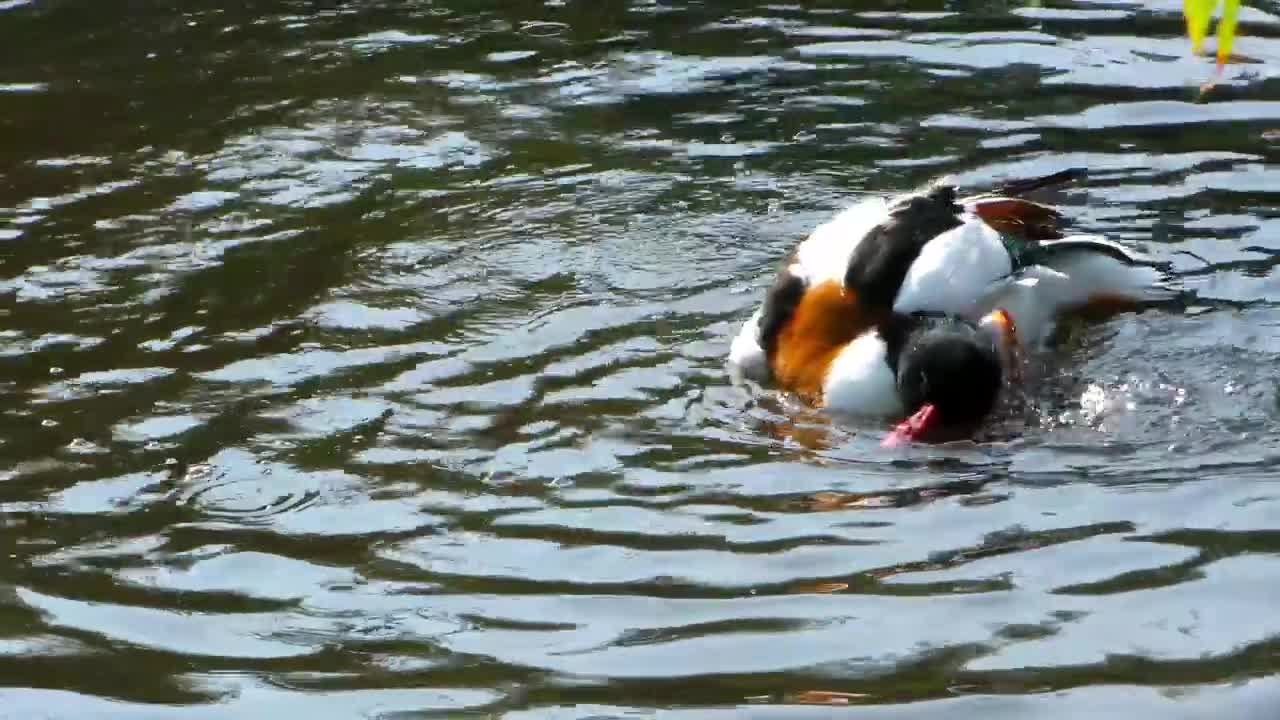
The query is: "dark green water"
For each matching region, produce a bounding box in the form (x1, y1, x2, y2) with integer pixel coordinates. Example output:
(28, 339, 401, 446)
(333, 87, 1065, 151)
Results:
(3, 0, 1280, 717)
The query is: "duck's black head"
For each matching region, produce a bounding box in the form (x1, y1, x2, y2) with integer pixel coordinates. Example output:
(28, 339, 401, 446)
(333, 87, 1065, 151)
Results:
(883, 314, 1007, 445)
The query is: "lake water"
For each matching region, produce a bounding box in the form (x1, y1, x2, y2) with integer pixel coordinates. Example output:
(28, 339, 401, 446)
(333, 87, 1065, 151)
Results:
(3, 0, 1280, 717)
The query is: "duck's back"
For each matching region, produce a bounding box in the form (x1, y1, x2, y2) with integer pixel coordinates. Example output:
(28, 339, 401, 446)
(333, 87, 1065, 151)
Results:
(892, 216, 1012, 317)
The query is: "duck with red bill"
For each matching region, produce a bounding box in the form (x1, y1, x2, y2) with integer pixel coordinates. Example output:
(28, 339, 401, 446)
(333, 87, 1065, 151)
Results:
(882, 403, 938, 447)
(880, 308, 1019, 447)
(726, 172, 1169, 447)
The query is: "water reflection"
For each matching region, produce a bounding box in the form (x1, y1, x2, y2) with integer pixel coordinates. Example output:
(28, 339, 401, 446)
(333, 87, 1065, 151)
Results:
(2, 0, 1280, 716)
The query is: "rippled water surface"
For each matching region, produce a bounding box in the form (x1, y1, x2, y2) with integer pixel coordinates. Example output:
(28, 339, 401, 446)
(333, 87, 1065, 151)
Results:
(4, 0, 1280, 716)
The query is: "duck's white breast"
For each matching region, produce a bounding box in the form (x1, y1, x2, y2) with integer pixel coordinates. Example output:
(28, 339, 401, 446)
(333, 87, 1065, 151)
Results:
(821, 331, 902, 417)
(727, 307, 768, 381)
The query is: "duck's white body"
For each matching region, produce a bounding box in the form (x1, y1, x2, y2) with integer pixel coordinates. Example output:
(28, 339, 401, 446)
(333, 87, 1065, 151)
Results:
(728, 181, 1171, 418)
(729, 196, 1015, 415)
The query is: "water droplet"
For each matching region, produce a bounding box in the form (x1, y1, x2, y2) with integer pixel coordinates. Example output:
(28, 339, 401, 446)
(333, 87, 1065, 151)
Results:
(184, 463, 215, 481)
(66, 438, 101, 454)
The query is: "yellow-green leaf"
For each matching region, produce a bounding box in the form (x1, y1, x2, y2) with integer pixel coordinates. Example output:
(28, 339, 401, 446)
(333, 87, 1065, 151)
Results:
(1184, 0, 1242, 70)
(1184, 0, 1214, 53)
(1217, 0, 1240, 67)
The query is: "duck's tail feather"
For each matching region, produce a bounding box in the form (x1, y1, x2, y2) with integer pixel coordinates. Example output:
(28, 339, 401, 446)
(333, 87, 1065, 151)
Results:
(959, 168, 1087, 204)
(989, 168, 1087, 198)
(1033, 235, 1164, 269)
(1031, 235, 1184, 304)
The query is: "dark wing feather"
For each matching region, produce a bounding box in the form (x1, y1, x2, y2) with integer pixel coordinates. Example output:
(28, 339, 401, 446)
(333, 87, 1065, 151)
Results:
(843, 184, 964, 311)
(757, 263, 806, 362)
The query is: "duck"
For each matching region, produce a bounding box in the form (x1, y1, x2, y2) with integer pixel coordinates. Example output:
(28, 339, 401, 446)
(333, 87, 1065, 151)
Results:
(728, 169, 1175, 445)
